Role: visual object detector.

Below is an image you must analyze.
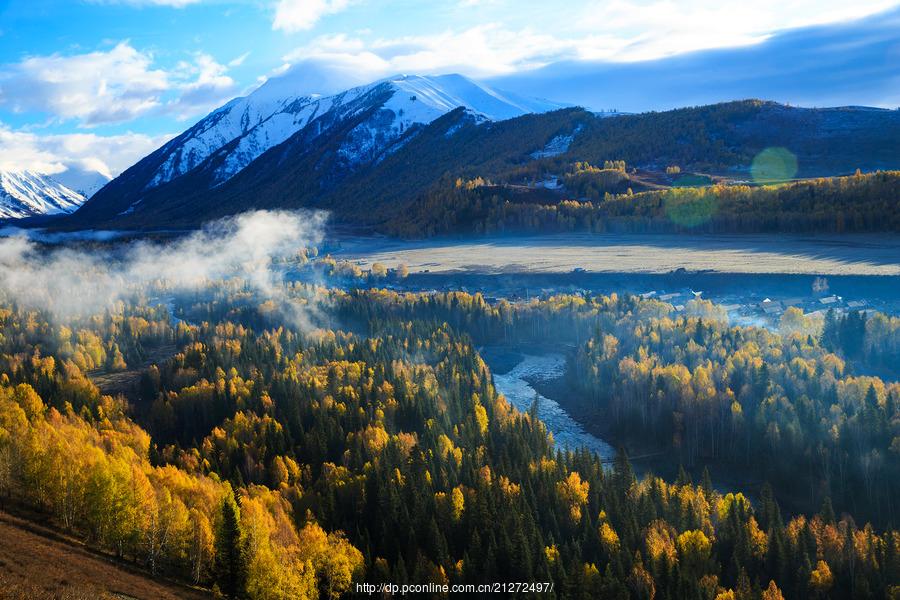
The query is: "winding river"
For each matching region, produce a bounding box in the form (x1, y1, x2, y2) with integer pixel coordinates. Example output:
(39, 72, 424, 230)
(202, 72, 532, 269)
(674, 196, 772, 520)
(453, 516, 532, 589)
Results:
(492, 354, 615, 461)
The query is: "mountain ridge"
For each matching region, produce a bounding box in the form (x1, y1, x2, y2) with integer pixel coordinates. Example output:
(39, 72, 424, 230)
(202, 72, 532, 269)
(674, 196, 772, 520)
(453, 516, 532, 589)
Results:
(73, 73, 562, 224)
(64, 79, 900, 233)
(0, 170, 86, 219)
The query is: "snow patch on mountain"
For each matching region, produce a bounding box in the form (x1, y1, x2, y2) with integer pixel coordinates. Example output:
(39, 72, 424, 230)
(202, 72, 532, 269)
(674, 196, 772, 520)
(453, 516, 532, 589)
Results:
(444, 110, 488, 139)
(211, 89, 362, 185)
(147, 88, 319, 189)
(0, 171, 86, 219)
(142, 73, 565, 193)
(391, 74, 562, 121)
(530, 125, 584, 158)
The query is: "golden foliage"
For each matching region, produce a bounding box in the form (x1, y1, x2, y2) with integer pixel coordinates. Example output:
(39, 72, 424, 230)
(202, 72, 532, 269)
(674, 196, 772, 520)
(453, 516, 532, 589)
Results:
(557, 471, 590, 525)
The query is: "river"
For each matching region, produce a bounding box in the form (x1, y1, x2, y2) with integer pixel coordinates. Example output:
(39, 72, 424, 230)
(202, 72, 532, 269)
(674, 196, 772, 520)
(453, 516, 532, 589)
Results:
(491, 354, 616, 461)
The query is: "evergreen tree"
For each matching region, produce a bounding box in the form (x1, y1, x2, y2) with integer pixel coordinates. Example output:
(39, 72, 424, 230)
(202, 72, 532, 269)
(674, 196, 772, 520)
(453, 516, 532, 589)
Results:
(612, 447, 635, 499)
(214, 489, 246, 598)
(820, 497, 836, 526)
(701, 466, 714, 499)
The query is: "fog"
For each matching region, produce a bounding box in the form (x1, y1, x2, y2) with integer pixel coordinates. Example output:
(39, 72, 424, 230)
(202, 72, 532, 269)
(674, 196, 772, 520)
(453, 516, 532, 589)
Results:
(0, 227, 126, 243)
(0, 210, 328, 327)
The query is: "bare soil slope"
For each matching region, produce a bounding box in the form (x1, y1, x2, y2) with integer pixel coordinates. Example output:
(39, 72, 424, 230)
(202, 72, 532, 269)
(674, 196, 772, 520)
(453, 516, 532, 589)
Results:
(0, 510, 209, 600)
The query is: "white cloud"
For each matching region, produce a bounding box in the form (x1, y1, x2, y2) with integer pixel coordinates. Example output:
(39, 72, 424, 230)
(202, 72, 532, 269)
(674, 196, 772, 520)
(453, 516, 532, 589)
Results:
(279, 0, 900, 87)
(273, 0, 354, 33)
(0, 124, 172, 189)
(571, 0, 900, 61)
(282, 25, 576, 85)
(169, 53, 239, 119)
(373, 26, 569, 75)
(0, 209, 328, 327)
(0, 42, 170, 126)
(228, 52, 251, 68)
(0, 43, 242, 126)
(278, 33, 389, 92)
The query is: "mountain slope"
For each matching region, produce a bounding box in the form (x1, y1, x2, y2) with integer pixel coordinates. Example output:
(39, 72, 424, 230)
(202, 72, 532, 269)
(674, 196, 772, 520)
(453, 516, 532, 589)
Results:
(0, 171, 86, 219)
(74, 73, 563, 224)
(69, 94, 900, 232)
(567, 101, 900, 174)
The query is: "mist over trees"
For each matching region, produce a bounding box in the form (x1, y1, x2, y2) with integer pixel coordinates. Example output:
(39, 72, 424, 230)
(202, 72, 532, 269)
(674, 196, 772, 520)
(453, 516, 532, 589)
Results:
(0, 263, 896, 599)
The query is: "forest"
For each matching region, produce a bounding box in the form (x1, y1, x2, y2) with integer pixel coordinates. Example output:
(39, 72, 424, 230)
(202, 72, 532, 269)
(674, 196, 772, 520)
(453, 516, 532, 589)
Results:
(0, 277, 897, 599)
(387, 170, 900, 237)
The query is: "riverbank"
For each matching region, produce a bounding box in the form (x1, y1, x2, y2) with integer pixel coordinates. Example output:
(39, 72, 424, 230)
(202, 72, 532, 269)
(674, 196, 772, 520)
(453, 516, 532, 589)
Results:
(484, 345, 770, 496)
(527, 359, 816, 511)
(486, 351, 615, 461)
(525, 372, 673, 477)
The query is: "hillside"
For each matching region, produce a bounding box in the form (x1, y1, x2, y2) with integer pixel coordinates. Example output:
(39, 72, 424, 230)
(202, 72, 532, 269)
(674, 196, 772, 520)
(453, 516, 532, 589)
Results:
(0, 510, 208, 600)
(567, 101, 900, 174)
(65, 96, 900, 232)
(0, 281, 896, 600)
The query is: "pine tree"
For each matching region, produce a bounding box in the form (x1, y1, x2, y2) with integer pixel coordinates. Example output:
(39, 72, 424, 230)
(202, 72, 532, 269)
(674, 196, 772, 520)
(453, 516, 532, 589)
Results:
(701, 466, 714, 499)
(822, 309, 838, 350)
(820, 497, 836, 526)
(676, 465, 691, 487)
(758, 483, 780, 533)
(612, 447, 635, 499)
(214, 489, 246, 598)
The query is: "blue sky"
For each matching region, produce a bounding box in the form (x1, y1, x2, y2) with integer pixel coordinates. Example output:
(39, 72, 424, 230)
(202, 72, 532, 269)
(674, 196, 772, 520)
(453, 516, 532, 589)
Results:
(1, 0, 899, 184)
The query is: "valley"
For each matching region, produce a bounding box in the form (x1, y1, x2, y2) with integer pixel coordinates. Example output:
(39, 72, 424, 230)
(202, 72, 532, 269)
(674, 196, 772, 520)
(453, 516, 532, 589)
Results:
(0, 207, 896, 599)
(1, 14, 899, 597)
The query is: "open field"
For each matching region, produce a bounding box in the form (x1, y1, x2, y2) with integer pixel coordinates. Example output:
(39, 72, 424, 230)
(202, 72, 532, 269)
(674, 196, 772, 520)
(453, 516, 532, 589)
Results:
(335, 233, 900, 276)
(0, 510, 209, 600)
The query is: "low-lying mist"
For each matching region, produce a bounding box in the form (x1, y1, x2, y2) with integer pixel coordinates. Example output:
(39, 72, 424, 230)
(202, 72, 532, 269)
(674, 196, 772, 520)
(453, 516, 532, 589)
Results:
(0, 209, 329, 327)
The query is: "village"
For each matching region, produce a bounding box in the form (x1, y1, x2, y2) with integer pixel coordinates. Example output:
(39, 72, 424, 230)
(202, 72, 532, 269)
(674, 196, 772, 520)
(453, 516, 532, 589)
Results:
(364, 268, 896, 331)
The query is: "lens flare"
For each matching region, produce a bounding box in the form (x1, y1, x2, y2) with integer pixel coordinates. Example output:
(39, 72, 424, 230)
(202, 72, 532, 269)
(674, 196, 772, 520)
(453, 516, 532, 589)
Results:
(664, 189, 717, 227)
(751, 147, 798, 184)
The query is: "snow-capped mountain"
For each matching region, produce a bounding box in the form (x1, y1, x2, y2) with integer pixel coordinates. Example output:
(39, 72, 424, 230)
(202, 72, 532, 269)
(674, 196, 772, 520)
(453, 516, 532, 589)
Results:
(144, 73, 564, 191)
(73, 72, 565, 224)
(0, 171, 86, 219)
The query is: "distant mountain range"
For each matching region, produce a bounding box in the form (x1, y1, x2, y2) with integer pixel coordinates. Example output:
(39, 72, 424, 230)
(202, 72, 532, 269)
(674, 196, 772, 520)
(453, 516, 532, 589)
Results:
(0, 171, 86, 219)
(45, 69, 900, 233)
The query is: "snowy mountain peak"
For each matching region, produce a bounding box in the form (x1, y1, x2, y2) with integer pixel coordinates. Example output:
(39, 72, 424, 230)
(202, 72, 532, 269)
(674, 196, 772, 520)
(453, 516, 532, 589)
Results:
(141, 72, 565, 192)
(0, 170, 86, 219)
(383, 74, 562, 121)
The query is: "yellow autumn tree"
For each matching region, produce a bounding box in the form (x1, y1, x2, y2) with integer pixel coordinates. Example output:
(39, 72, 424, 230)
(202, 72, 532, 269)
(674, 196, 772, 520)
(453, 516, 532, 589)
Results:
(761, 580, 785, 600)
(677, 530, 711, 577)
(809, 560, 834, 595)
(557, 471, 589, 524)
